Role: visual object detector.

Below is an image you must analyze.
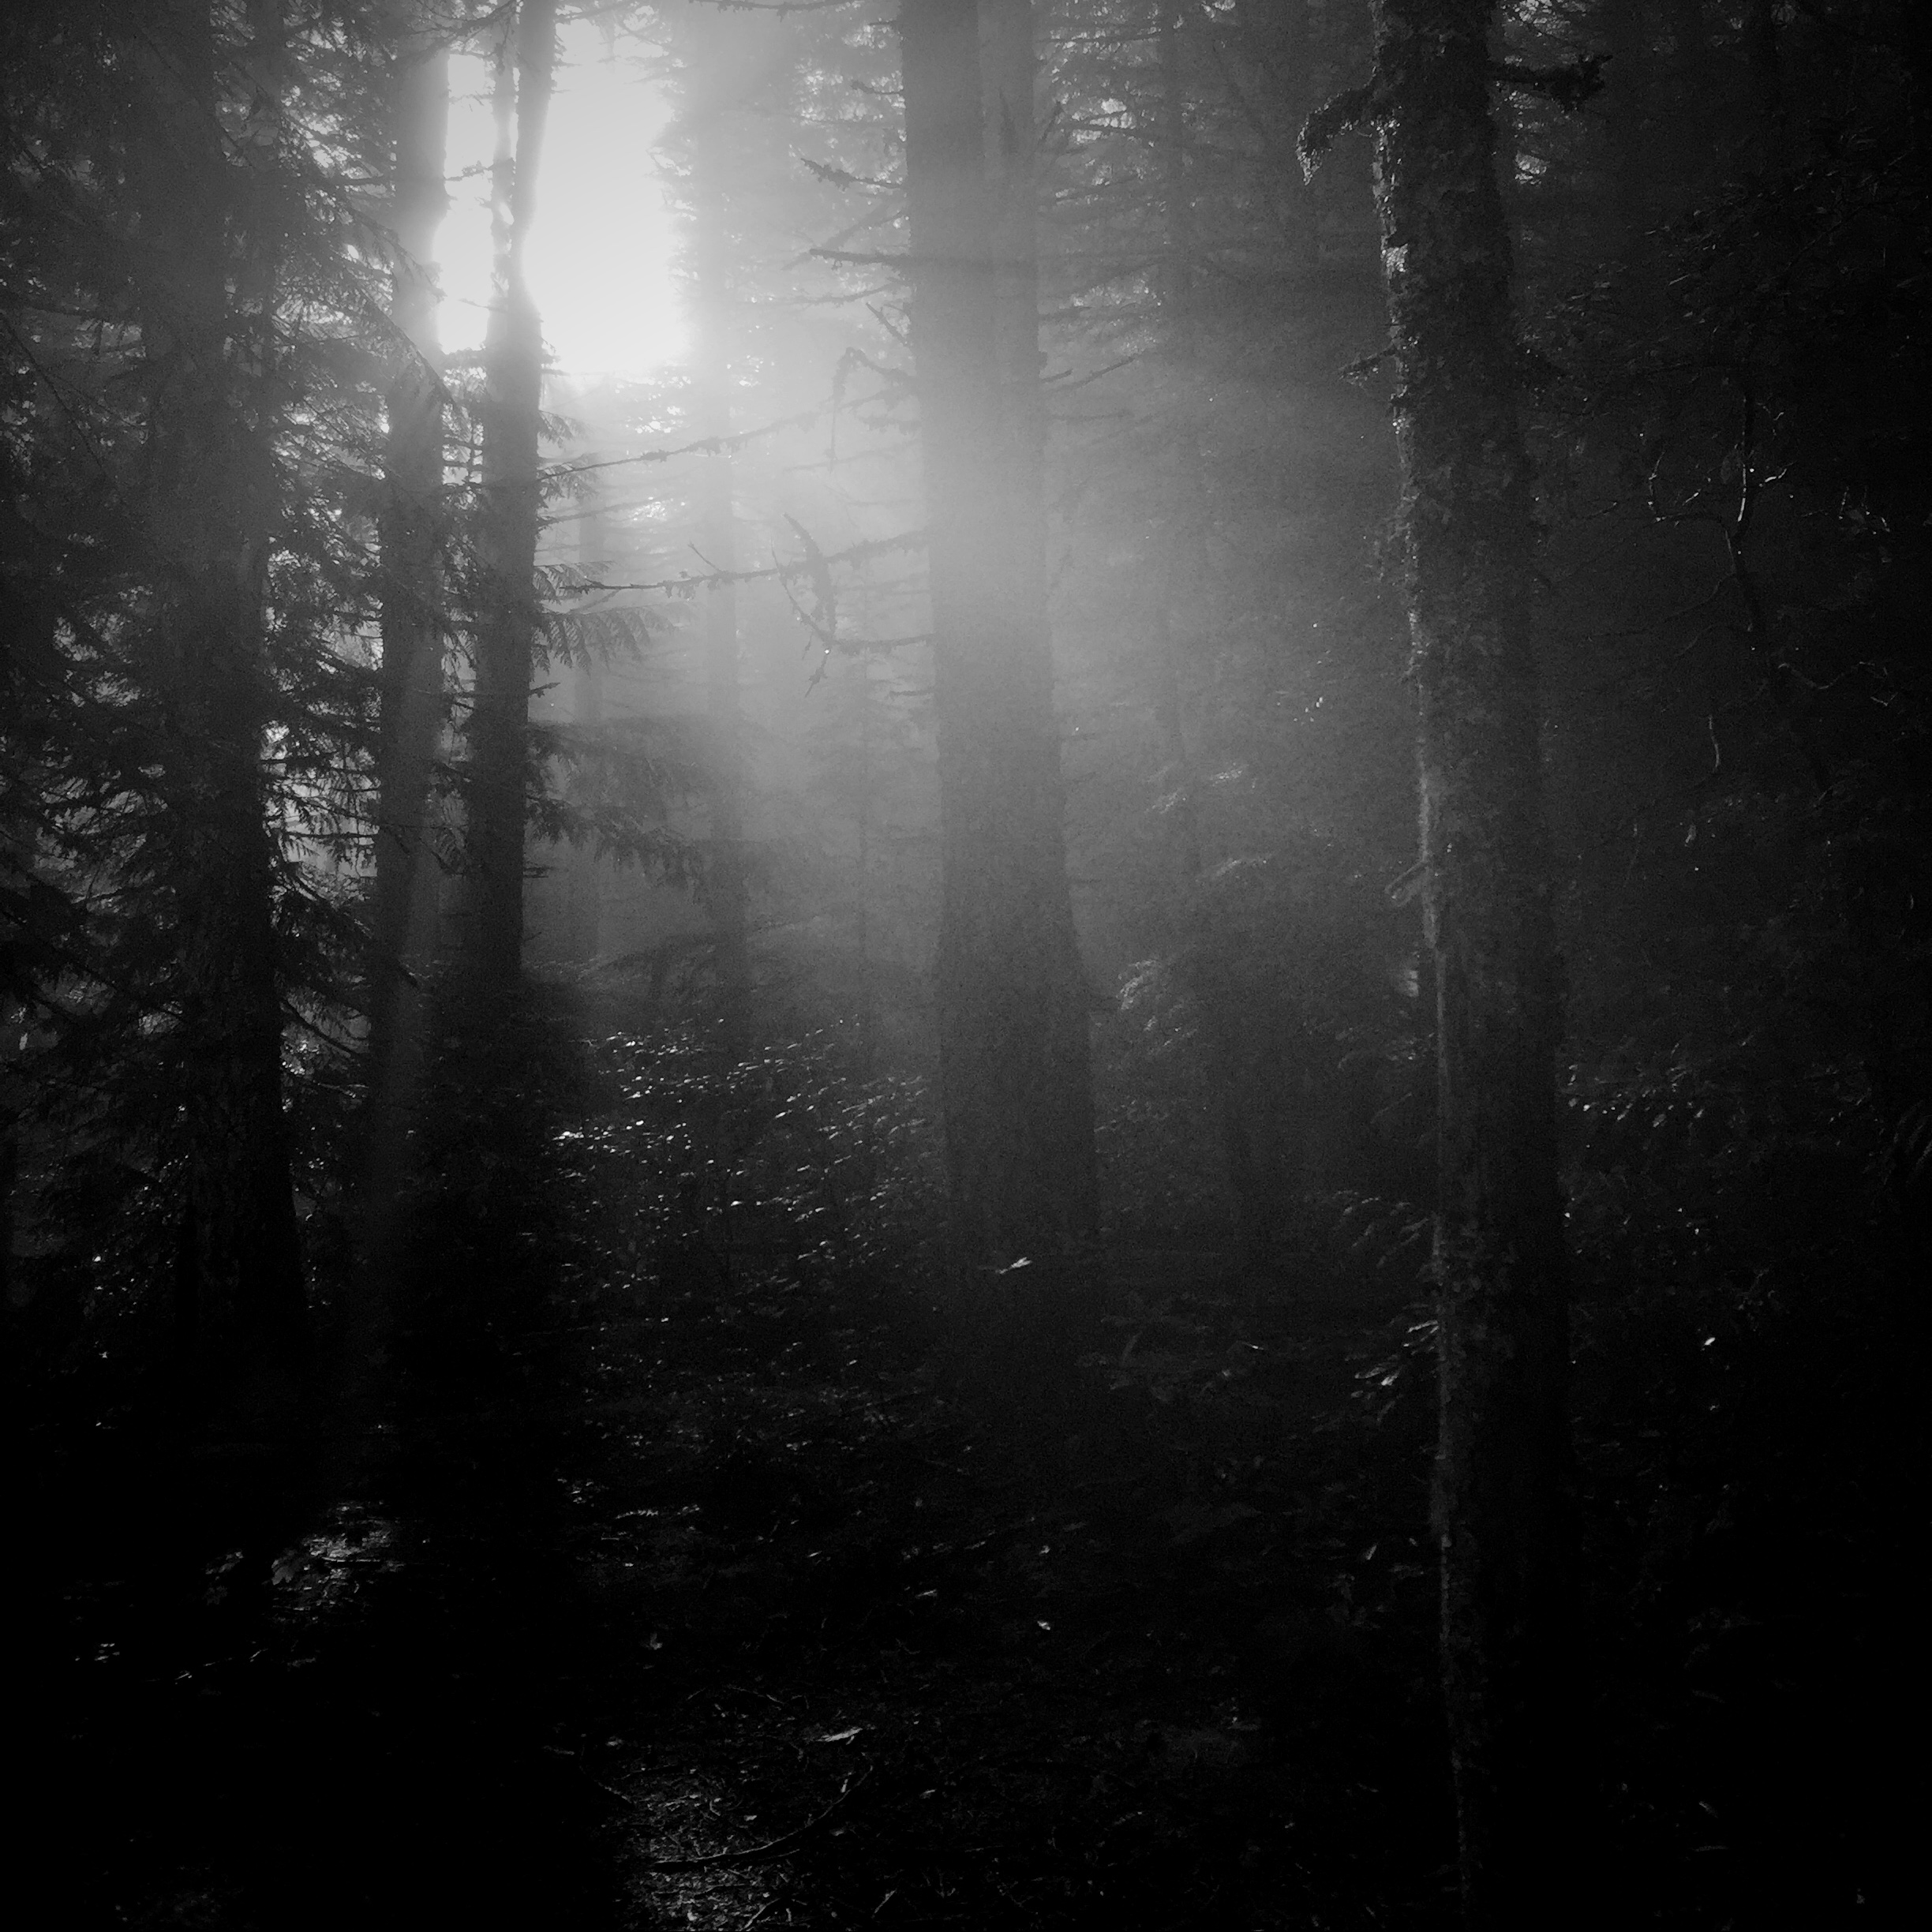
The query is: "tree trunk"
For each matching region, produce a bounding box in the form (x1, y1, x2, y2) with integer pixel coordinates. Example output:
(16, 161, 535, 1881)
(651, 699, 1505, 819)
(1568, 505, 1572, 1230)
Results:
(357, 2, 451, 1387)
(1367, 2, 1573, 1920)
(136, 1, 306, 1417)
(466, 0, 556, 998)
(369, 6, 449, 1114)
(566, 479, 606, 964)
(685, 11, 754, 1052)
(1148, 2, 1267, 1261)
(904, 0, 1097, 1267)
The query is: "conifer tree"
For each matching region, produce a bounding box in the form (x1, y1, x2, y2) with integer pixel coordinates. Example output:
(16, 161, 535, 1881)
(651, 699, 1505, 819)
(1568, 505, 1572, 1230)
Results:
(362, 0, 452, 1281)
(680, 2, 768, 1052)
(131, 0, 312, 1407)
(902, 0, 1097, 1264)
(1, 0, 420, 1408)
(466, 0, 556, 997)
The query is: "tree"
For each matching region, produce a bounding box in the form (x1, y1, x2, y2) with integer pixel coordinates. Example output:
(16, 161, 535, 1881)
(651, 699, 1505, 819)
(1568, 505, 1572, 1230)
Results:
(676, 2, 773, 1052)
(466, 0, 557, 998)
(131, 0, 313, 1412)
(361, 0, 452, 1300)
(901, 0, 1097, 1265)
(1, 0, 440, 1414)
(1305, 1, 1574, 1918)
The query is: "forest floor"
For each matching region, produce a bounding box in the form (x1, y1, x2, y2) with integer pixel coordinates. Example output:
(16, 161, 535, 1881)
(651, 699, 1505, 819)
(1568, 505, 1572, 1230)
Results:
(18, 1251, 1451, 1930)
(14, 1002, 1915, 1930)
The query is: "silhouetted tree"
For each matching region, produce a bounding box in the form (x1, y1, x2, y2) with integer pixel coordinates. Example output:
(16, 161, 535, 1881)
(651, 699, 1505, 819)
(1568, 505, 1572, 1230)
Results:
(361, 0, 453, 1316)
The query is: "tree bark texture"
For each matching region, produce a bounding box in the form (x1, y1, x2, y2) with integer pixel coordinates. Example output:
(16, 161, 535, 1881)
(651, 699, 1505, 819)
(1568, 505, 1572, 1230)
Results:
(135, 2, 306, 1411)
(1368, 2, 1573, 1920)
(466, 0, 555, 996)
(903, 0, 1097, 1265)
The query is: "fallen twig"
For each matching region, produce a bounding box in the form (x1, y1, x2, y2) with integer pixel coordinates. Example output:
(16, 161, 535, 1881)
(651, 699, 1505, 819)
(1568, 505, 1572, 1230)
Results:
(634, 1769, 874, 1871)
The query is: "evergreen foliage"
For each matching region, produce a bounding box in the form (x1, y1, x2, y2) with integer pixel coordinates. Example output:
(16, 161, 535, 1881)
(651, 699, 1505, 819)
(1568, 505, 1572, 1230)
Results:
(6, 2, 1924, 1925)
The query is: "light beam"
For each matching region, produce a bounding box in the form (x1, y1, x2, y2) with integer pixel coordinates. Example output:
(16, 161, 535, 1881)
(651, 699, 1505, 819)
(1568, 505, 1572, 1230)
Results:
(439, 19, 682, 379)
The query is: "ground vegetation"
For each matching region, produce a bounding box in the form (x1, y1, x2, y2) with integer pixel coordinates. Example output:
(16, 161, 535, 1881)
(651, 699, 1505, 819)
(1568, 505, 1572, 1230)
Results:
(6, 2, 1923, 1925)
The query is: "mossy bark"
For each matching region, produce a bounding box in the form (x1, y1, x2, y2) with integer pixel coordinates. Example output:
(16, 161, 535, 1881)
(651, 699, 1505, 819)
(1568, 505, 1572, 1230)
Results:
(1368, 1, 1573, 1919)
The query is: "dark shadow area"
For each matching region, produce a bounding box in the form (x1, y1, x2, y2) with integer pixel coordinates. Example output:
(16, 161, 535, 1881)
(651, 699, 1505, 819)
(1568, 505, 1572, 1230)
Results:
(24, 987, 1909, 1928)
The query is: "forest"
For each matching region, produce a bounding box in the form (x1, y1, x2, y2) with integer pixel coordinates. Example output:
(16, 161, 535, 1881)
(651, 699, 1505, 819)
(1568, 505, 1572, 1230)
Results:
(3, 1, 1923, 1926)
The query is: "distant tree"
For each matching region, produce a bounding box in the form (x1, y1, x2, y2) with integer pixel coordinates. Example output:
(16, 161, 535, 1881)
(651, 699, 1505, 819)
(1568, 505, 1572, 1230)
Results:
(902, 0, 1098, 1264)
(672, 2, 781, 1054)
(123, 0, 316, 1410)
(1028, 0, 1412, 1258)
(465, 0, 557, 998)
(361, 0, 453, 1307)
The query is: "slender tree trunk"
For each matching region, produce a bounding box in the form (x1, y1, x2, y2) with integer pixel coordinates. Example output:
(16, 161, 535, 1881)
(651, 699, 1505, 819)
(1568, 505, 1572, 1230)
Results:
(466, 0, 556, 997)
(905, 0, 1096, 1265)
(853, 653, 878, 1078)
(1149, 0, 1204, 806)
(674, 0, 788, 1043)
(1147, 7, 1279, 1266)
(567, 479, 606, 964)
(686, 19, 753, 1051)
(356, 2, 451, 1387)
(1368, 2, 1572, 1921)
(137, 1, 306, 1417)
(697, 427, 751, 1049)
(1150, 9, 1204, 893)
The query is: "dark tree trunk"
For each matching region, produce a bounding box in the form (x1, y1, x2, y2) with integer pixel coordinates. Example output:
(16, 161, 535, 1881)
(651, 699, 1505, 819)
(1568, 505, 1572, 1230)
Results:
(1144, 8, 1285, 1267)
(904, 0, 1097, 1267)
(1368, 2, 1573, 1919)
(566, 479, 606, 964)
(466, 0, 556, 997)
(135, 2, 306, 1416)
(368, 6, 449, 1121)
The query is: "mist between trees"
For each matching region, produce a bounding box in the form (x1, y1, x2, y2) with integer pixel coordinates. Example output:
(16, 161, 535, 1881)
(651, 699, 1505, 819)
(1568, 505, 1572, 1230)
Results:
(3, 2, 1923, 1929)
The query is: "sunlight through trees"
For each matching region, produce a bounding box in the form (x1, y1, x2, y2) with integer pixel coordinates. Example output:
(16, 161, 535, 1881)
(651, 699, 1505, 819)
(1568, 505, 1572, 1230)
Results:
(6, 5, 1925, 1926)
